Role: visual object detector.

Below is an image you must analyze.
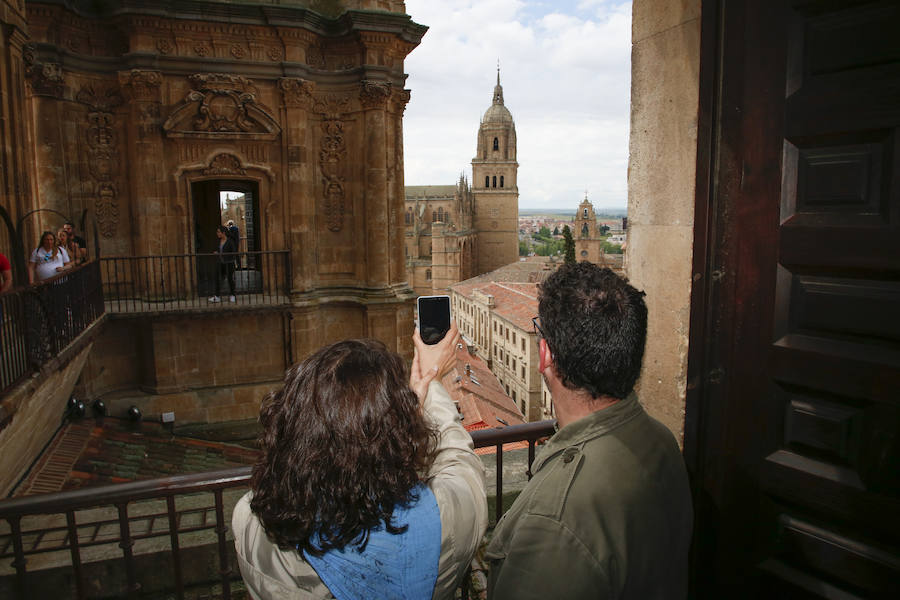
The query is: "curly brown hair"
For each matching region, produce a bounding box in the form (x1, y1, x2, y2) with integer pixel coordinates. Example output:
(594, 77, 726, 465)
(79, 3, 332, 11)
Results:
(249, 338, 437, 556)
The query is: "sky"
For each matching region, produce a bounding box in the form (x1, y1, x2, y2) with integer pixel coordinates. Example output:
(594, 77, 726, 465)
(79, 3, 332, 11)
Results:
(402, 0, 632, 211)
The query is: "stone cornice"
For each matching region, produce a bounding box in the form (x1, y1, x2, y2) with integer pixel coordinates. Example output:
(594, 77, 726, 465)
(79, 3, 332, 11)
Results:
(27, 1, 427, 44)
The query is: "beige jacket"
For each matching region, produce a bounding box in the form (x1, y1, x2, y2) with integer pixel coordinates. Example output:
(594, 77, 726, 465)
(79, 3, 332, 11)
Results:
(232, 380, 488, 600)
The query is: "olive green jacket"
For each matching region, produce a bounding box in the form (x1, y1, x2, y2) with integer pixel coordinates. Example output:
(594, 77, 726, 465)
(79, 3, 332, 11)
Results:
(232, 381, 488, 600)
(485, 394, 693, 599)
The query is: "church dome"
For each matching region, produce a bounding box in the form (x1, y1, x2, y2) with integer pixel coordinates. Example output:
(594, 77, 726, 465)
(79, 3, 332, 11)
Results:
(482, 70, 514, 124)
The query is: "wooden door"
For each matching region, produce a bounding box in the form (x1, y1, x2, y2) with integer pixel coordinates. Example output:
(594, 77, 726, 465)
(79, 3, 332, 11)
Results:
(686, 1, 900, 597)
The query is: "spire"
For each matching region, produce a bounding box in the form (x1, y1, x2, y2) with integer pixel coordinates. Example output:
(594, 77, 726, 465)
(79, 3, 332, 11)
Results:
(493, 60, 504, 105)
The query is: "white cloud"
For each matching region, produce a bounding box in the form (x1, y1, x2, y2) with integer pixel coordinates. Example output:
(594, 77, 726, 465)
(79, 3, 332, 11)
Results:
(403, 1, 632, 210)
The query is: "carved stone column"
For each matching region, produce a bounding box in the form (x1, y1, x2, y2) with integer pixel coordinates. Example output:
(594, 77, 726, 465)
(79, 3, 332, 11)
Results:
(278, 77, 316, 295)
(388, 88, 411, 289)
(118, 69, 164, 256)
(360, 80, 391, 288)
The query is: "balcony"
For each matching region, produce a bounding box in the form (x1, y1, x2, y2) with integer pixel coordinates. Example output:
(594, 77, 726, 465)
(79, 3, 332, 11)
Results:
(0, 420, 556, 599)
(100, 251, 291, 314)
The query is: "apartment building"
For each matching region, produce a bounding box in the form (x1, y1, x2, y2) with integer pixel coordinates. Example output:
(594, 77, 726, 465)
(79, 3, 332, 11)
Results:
(451, 279, 551, 422)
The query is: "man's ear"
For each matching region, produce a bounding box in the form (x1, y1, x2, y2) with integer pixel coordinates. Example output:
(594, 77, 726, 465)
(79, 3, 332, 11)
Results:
(538, 338, 553, 375)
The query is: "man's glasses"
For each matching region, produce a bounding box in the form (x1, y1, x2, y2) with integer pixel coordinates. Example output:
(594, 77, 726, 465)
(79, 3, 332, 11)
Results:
(532, 316, 545, 339)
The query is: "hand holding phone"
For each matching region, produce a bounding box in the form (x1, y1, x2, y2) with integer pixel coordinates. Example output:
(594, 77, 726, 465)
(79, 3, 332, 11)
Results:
(417, 295, 452, 345)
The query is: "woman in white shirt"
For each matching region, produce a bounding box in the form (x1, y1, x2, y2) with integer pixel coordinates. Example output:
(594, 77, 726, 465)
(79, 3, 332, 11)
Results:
(28, 230, 72, 284)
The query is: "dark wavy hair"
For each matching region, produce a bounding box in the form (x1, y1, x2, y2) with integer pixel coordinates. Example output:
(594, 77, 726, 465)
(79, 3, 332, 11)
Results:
(538, 262, 647, 400)
(249, 339, 437, 556)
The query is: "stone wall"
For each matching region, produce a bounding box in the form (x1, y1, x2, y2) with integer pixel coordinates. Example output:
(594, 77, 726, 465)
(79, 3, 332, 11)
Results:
(626, 0, 701, 442)
(0, 344, 92, 496)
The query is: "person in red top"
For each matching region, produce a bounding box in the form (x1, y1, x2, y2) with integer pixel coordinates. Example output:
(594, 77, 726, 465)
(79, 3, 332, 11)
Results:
(0, 252, 11, 293)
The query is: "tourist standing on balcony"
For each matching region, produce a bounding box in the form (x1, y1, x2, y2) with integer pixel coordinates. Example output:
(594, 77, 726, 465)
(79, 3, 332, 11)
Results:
(485, 263, 693, 599)
(232, 324, 487, 599)
(0, 252, 11, 293)
(57, 229, 79, 268)
(209, 225, 237, 303)
(62, 221, 87, 264)
(226, 219, 240, 251)
(27, 231, 72, 284)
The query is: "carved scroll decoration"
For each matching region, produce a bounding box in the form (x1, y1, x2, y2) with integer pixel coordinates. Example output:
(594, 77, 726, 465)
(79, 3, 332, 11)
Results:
(313, 95, 351, 232)
(162, 74, 281, 140)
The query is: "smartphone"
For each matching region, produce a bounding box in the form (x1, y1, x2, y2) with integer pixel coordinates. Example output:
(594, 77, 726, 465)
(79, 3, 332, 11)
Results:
(417, 295, 451, 345)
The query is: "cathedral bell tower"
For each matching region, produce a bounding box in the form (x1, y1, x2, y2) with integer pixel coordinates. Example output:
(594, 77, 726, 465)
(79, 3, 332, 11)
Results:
(472, 68, 519, 274)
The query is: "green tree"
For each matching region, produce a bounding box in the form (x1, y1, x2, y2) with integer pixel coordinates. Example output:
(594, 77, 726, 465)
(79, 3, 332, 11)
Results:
(539, 225, 551, 238)
(553, 226, 560, 236)
(562, 225, 576, 264)
(599, 224, 610, 236)
(519, 240, 530, 256)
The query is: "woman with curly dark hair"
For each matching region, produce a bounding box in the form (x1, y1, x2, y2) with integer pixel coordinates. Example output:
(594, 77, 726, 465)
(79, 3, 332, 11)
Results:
(232, 324, 487, 600)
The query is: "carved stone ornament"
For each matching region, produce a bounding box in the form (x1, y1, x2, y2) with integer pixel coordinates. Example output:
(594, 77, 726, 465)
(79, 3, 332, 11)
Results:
(267, 46, 283, 61)
(118, 70, 163, 101)
(230, 44, 247, 59)
(77, 84, 125, 112)
(156, 39, 173, 55)
(203, 153, 247, 176)
(313, 95, 351, 232)
(278, 78, 315, 108)
(25, 47, 65, 98)
(162, 74, 281, 140)
(360, 81, 391, 110)
(93, 183, 118, 238)
(83, 103, 120, 238)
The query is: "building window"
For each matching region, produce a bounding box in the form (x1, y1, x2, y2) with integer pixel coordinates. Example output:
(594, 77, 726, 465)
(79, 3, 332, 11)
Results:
(513, 358, 517, 372)
(485, 176, 490, 188)
(583, 208, 588, 218)
(521, 338, 525, 351)
(581, 250, 588, 257)
(521, 365, 525, 378)
(582, 223, 589, 237)
(512, 332, 516, 343)
(405, 210, 411, 225)
(426, 269, 431, 280)
(437, 207, 444, 222)
(492, 176, 497, 188)
(493, 137, 499, 151)
(500, 175, 504, 188)
(512, 390, 517, 401)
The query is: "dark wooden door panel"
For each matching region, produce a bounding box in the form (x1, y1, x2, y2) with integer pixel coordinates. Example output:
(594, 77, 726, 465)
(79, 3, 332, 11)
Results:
(689, 0, 900, 597)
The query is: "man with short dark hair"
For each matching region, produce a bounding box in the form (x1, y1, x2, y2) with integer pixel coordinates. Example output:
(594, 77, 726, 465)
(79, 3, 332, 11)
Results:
(486, 262, 693, 599)
(63, 221, 87, 263)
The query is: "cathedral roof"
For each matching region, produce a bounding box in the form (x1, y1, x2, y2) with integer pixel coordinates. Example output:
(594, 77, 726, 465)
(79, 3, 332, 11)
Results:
(482, 68, 514, 125)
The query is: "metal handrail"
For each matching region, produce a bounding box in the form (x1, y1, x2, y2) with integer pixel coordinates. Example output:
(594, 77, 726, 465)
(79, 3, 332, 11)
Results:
(100, 250, 291, 313)
(0, 260, 104, 395)
(0, 420, 557, 600)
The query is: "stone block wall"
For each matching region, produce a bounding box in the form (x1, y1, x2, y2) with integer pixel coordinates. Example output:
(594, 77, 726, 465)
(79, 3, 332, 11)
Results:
(0, 344, 92, 496)
(626, 0, 701, 442)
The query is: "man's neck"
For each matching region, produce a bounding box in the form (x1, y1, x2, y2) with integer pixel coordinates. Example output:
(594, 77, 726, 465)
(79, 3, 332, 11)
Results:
(552, 385, 620, 429)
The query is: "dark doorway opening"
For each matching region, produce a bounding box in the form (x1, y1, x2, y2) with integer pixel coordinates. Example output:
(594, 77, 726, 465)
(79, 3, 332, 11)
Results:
(191, 180, 262, 297)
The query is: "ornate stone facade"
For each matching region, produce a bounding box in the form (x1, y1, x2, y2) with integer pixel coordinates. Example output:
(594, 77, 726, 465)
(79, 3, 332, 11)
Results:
(0, 1, 426, 433)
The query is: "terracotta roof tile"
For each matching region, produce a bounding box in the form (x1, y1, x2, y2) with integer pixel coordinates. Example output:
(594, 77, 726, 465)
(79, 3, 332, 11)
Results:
(440, 347, 525, 433)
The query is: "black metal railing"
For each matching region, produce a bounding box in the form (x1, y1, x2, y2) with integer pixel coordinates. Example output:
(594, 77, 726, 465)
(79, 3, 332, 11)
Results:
(0, 261, 104, 395)
(0, 420, 556, 600)
(100, 251, 291, 313)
